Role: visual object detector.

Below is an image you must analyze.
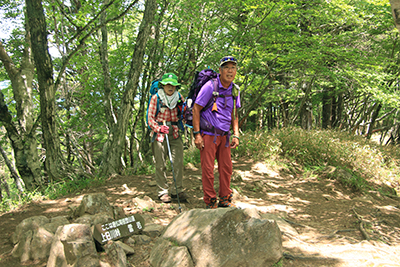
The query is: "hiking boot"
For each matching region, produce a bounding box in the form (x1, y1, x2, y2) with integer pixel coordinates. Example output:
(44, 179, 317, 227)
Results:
(205, 198, 218, 209)
(218, 193, 236, 208)
(171, 192, 188, 201)
(159, 194, 171, 203)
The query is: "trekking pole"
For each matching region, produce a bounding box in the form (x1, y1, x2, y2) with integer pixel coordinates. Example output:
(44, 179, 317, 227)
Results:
(163, 121, 182, 213)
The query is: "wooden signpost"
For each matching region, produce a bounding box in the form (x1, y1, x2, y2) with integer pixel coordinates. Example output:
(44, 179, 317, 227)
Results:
(93, 214, 145, 245)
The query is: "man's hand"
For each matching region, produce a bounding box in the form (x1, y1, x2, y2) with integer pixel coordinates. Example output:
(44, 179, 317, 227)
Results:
(194, 134, 204, 150)
(230, 136, 239, 149)
(160, 125, 169, 134)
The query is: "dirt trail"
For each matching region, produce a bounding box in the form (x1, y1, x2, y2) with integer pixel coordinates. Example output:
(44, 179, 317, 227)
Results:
(0, 159, 399, 266)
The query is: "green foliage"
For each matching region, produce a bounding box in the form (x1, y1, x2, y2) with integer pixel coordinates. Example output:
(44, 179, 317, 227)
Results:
(272, 257, 283, 267)
(0, 176, 43, 213)
(1, 0, 400, 211)
(233, 127, 400, 193)
(232, 130, 282, 161)
(1, 127, 399, 213)
(327, 166, 369, 191)
(274, 127, 399, 185)
(167, 238, 180, 247)
(183, 146, 201, 166)
(134, 162, 156, 175)
(43, 176, 106, 200)
(142, 207, 154, 212)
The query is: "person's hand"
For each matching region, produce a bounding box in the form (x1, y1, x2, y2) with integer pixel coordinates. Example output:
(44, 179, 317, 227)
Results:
(194, 134, 204, 151)
(230, 136, 239, 149)
(160, 125, 169, 134)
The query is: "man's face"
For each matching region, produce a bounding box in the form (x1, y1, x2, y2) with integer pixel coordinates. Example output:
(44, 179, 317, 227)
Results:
(219, 62, 237, 85)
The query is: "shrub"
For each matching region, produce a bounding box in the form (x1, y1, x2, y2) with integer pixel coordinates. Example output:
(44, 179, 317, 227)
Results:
(271, 127, 400, 193)
(232, 130, 282, 161)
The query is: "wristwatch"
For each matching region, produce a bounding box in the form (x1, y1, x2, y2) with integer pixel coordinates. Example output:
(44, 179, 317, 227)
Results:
(193, 131, 201, 135)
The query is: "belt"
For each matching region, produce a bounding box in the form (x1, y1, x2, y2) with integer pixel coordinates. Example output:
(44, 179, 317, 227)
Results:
(201, 128, 231, 147)
(214, 128, 229, 136)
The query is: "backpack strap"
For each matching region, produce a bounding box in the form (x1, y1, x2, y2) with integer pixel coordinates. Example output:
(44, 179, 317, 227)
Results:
(154, 93, 161, 118)
(211, 78, 219, 111)
(232, 83, 239, 118)
(201, 78, 219, 112)
(202, 79, 239, 113)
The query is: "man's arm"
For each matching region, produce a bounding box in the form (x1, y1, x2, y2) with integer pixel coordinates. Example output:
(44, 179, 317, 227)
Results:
(193, 103, 203, 133)
(193, 103, 204, 150)
(230, 107, 239, 149)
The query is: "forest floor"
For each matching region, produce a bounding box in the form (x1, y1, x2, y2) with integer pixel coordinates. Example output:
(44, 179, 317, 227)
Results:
(0, 158, 400, 266)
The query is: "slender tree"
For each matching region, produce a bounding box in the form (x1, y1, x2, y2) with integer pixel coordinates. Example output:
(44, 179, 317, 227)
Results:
(25, 0, 66, 181)
(99, 0, 157, 177)
(0, 36, 42, 189)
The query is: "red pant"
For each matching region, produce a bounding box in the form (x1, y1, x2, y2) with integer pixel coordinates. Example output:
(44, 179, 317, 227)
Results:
(200, 134, 232, 204)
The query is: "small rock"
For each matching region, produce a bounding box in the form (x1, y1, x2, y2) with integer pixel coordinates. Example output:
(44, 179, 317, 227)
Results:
(126, 235, 152, 245)
(115, 241, 135, 255)
(142, 224, 165, 238)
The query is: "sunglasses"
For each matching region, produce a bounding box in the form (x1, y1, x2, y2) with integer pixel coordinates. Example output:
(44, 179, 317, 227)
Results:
(220, 56, 237, 63)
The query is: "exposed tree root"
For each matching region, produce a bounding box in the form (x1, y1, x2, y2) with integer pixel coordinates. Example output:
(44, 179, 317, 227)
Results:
(283, 252, 339, 262)
(352, 207, 371, 241)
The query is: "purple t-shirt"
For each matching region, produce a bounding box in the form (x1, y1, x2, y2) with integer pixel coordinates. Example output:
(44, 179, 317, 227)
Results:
(195, 75, 241, 134)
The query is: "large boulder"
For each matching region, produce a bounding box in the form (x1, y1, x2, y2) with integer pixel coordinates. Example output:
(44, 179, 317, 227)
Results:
(47, 224, 100, 267)
(150, 238, 194, 267)
(12, 215, 50, 244)
(10, 194, 142, 266)
(74, 193, 114, 218)
(150, 208, 282, 267)
(11, 215, 68, 263)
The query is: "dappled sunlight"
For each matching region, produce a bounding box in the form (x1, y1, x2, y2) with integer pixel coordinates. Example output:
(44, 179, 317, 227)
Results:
(229, 159, 400, 266)
(287, 197, 311, 204)
(163, 209, 210, 243)
(283, 236, 400, 266)
(103, 180, 148, 198)
(2, 156, 399, 266)
(161, 209, 220, 266)
(375, 205, 399, 212)
(290, 213, 313, 220)
(40, 199, 77, 214)
(105, 184, 141, 196)
(251, 162, 281, 178)
(153, 214, 175, 226)
(235, 199, 297, 214)
(266, 192, 286, 197)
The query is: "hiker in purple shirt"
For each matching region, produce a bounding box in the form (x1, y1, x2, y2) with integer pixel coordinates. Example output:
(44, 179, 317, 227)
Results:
(192, 56, 241, 209)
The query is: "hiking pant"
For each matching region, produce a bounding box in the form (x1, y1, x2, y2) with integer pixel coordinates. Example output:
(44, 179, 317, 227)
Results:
(200, 134, 233, 204)
(151, 132, 184, 197)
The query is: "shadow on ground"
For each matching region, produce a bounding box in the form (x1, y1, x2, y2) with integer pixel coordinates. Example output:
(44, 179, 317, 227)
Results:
(0, 158, 399, 266)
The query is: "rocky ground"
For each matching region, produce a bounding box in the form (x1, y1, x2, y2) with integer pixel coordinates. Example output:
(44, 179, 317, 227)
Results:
(0, 158, 399, 266)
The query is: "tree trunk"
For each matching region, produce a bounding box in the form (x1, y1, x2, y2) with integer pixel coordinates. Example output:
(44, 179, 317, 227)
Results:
(99, 0, 157, 177)
(322, 87, 332, 129)
(291, 77, 315, 127)
(26, 0, 64, 181)
(257, 109, 263, 130)
(366, 104, 382, 140)
(300, 101, 313, 130)
(100, 0, 117, 130)
(0, 176, 11, 202)
(298, 84, 313, 130)
(0, 144, 25, 194)
(239, 77, 270, 129)
(0, 35, 43, 190)
(280, 101, 289, 128)
(267, 103, 273, 130)
(390, 0, 400, 34)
